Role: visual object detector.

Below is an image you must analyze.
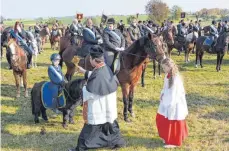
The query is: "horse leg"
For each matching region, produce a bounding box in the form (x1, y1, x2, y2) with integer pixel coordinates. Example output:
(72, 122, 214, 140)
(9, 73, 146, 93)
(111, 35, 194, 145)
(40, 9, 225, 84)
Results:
(158, 63, 161, 77)
(41, 106, 48, 121)
(216, 53, 220, 72)
(219, 53, 224, 71)
(153, 60, 156, 79)
(128, 86, 136, 118)
(62, 109, 70, 128)
(141, 65, 145, 87)
(35, 55, 37, 67)
(121, 85, 130, 122)
(69, 104, 77, 124)
(34, 112, 40, 123)
(22, 71, 28, 97)
(195, 50, 199, 68)
(200, 52, 204, 68)
(14, 72, 20, 98)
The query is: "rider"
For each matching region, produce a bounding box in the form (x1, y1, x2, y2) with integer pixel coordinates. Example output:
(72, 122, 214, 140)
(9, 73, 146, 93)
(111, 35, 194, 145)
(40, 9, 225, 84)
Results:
(69, 19, 81, 45)
(9, 21, 33, 69)
(177, 21, 188, 51)
(103, 18, 125, 73)
(48, 53, 66, 113)
(80, 18, 102, 57)
(34, 22, 41, 34)
(217, 20, 223, 33)
(188, 20, 194, 33)
(209, 20, 219, 52)
(128, 18, 141, 42)
(51, 24, 58, 39)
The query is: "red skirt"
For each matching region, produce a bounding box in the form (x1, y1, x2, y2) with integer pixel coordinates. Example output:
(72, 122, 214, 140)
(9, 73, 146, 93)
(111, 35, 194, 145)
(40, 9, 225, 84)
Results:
(156, 113, 188, 146)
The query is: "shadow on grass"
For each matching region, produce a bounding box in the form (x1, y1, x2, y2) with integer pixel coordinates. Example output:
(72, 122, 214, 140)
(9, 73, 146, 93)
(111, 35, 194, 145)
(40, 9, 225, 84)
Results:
(1, 131, 79, 151)
(200, 110, 229, 121)
(135, 99, 159, 108)
(1, 84, 30, 98)
(186, 92, 229, 108)
(1, 61, 10, 69)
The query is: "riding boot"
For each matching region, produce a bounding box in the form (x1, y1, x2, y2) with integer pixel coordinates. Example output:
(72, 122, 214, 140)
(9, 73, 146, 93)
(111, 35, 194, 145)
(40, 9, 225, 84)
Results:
(65, 74, 71, 82)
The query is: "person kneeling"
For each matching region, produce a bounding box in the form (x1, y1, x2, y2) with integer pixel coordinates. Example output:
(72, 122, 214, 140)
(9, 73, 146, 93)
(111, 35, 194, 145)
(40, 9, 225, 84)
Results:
(69, 45, 125, 151)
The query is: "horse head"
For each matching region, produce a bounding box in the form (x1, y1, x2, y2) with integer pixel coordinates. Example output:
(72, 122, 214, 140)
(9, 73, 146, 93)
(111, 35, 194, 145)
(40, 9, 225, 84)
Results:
(162, 26, 174, 45)
(144, 26, 166, 63)
(7, 38, 26, 66)
(1, 27, 13, 47)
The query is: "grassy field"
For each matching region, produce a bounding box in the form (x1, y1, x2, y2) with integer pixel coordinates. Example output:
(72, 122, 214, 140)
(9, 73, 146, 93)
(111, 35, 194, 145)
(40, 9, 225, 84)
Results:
(1, 40, 229, 151)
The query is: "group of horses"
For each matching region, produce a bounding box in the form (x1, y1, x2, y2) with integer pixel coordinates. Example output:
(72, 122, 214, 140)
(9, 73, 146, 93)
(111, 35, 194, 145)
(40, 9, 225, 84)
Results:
(2, 21, 229, 127)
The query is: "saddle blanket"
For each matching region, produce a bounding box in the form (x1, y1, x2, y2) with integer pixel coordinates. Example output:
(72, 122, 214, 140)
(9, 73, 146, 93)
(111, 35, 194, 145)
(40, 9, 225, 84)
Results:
(203, 37, 214, 46)
(41, 82, 66, 109)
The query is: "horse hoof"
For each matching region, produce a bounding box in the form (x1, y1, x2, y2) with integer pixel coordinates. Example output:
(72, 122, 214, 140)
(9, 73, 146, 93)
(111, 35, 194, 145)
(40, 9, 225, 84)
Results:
(195, 65, 198, 68)
(62, 123, 68, 128)
(130, 112, 136, 118)
(35, 120, 39, 124)
(201, 66, 203, 68)
(16, 94, 20, 98)
(124, 118, 131, 123)
(153, 76, 156, 79)
(69, 120, 75, 124)
(25, 92, 28, 98)
(141, 84, 145, 87)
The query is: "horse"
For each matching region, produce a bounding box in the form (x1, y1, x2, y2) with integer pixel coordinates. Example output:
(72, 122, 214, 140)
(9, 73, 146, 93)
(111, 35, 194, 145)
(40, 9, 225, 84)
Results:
(83, 29, 166, 122)
(59, 34, 84, 81)
(50, 29, 62, 50)
(184, 31, 198, 63)
(161, 26, 176, 58)
(7, 38, 28, 98)
(195, 32, 229, 71)
(39, 26, 50, 50)
(31, 79, 86, 128)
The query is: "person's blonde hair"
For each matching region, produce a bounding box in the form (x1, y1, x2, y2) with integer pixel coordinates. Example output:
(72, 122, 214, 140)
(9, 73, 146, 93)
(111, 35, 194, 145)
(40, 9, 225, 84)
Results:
(161, 58, 179, 88)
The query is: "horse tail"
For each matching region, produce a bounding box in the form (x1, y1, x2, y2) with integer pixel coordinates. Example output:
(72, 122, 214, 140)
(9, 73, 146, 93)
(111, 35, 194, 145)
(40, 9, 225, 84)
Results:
(31, 82, 43, 116)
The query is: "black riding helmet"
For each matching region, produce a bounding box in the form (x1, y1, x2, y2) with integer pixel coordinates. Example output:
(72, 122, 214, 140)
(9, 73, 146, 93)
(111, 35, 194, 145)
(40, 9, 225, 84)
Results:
(107, 18, 115, 24)
(212, 20, 216, 25)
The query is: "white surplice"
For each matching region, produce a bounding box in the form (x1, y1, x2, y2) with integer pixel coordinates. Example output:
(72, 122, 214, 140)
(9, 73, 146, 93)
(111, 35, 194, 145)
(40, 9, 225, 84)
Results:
(158, 73, 188, 120)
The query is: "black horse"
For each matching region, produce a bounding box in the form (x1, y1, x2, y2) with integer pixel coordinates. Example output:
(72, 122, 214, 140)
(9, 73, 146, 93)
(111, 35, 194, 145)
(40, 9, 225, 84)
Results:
(1, 27, 13, 62)
(195, 32, 229, 71)
(31, 79, 86, 128)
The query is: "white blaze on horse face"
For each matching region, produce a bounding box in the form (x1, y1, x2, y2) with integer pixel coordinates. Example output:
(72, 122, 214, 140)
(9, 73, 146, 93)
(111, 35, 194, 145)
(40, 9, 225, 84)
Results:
(9, 43, 16, 60)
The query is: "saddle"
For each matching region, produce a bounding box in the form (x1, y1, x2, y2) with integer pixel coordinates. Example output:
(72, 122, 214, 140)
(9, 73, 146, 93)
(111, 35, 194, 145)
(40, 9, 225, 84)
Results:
(41, 82, 66, 109)
(203, 36, 214, 46)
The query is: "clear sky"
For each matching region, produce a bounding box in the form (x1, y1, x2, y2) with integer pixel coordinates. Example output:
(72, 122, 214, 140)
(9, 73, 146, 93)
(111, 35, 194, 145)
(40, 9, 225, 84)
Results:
(1, 0, 229, 19)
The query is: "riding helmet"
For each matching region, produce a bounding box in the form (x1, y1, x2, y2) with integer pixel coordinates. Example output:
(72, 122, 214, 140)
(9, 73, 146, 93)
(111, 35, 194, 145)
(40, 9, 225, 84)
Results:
(50, 53, 61, 61)
(107, 18, 115, 24)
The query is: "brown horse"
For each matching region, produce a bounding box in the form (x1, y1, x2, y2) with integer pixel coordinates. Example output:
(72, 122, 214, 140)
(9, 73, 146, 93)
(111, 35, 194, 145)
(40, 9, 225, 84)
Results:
(161, 26, 176, 57)
(59, 35, 84, 81)
(50, 29, 62, 50)
(7, 39, 28, 98)
(84, 30, 166, 122)
(39, 26, 50, 50)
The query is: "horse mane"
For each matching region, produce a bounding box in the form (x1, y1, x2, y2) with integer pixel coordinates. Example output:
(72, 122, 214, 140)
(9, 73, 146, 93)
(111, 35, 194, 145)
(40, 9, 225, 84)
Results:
(8, 39, 25, 57)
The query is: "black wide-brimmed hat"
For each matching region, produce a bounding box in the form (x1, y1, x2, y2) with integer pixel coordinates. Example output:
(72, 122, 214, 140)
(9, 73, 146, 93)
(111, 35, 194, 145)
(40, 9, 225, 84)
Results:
(90, 45, 104, 59)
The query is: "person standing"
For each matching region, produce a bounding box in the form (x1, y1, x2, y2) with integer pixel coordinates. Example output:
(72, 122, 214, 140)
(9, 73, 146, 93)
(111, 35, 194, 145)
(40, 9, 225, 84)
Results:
(156, 58, 188, 148)
(68, 45, 125, 151)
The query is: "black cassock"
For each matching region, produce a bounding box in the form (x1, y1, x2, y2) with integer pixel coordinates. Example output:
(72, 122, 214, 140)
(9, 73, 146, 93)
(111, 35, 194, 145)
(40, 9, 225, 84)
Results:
(72, 65, 125, 151)
(75, 120, 125, 151)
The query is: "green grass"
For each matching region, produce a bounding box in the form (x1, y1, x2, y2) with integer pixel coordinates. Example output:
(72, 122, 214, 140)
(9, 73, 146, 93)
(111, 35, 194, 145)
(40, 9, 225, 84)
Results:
(1, 42, 229, 151)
